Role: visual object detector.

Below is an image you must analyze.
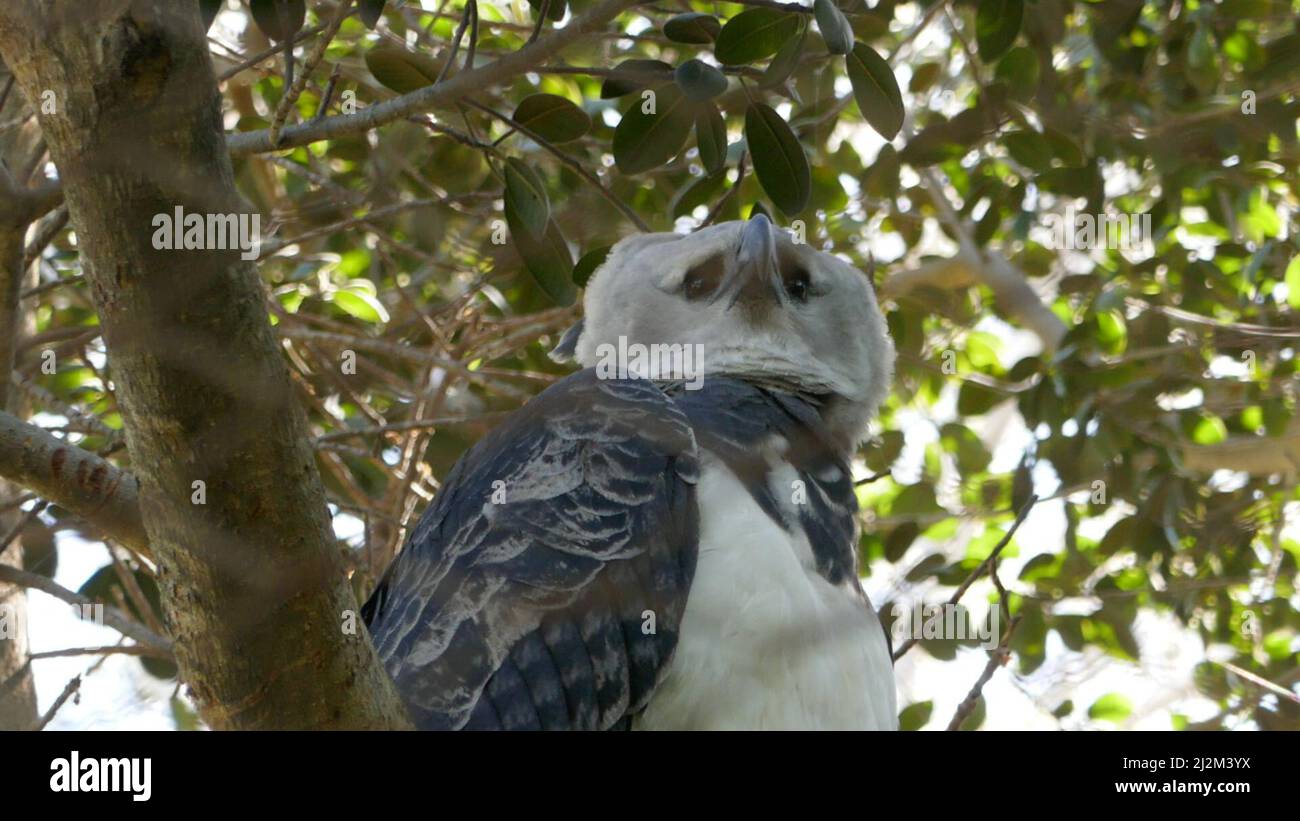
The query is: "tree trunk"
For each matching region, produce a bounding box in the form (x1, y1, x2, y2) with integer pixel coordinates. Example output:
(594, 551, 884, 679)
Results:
(0, 91, 49, 732)
(0, 1, 409, 729)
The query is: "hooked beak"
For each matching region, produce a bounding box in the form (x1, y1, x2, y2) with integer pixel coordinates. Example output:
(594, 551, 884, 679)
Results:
(716, 213, 784, 309)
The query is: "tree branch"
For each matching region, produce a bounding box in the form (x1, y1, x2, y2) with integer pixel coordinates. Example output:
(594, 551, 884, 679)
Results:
(0, 563, 170, 651)
(0, 409, 149, 557)
(920, 168, 1068, 352)
(226, 0, 642, 156)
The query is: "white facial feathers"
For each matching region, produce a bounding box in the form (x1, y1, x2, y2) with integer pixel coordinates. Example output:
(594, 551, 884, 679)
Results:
(561, 217, 895, 450)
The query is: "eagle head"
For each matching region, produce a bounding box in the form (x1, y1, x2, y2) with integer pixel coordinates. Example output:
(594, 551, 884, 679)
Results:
(551, 214, 895, 451)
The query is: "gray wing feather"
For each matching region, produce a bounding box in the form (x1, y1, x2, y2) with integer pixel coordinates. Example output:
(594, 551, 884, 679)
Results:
(362, 370, 699, 730)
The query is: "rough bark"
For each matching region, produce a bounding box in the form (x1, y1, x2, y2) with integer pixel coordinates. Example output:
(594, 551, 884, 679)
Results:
(0, 2, 409, 728)
(0, 86, 50, 731)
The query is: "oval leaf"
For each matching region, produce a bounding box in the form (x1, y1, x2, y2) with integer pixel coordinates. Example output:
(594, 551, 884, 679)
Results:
(976, 0, 1024, 62)
(507, 214, 576, 306)
(813, 0, 854, 56)
(503, 158, 551, 240)
(613, 83, 695, 174)
(358, 0, 387, 29)
(761, 26, 807, 88)
(715, 9, 801, 65)
(695, 103, 728, 176)
(745, 103, 811, 215)
(365, 44, 442, 94)
(664, 12, 722, 44)
(675, 59, 729, 101)
(847, 43, 904, 140)
(513, 93, 591, 143)
(249, 0, 306, 42)
(601, 59, 674, 99)
(331, 289, 389, 324)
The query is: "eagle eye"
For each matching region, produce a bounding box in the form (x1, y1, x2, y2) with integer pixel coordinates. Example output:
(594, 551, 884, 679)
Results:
(784, 267, 811, 303)
(682, 256, 724, 301)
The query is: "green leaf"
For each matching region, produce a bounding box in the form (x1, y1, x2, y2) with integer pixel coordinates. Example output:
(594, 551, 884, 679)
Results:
(975, 0, 1023, 62)
(715, 9, 801, 65)
(249, 0, 306, 42)
(664, 12, 721, 44)
(358, 0, 387, 29)
(613, 83, 694, 174)
(695, 104, 728, 176)
(909, 62, 942, 93)
(898, 700, 933, 731)
(1004, 130, 1053, 171)
(507, 213, 576, 306)
(1189, 413, 1228, 446)
(995, 46, 1039, 99)
(526, 0, 566, 23)
(1088, 692, 1132, 723)
(365, 44, 441, 94)
(745, 103, 811, 216)
(600, 59, 673, 98)
(846, 43, 904, 140)
(512, 93, 591, 143)
(573, 246, 611, 288)
(503, 158, 550, 239)
(813, 0, 854, 56)
(863, 144, 900, 198)
(761, 24, 807, 88)
(675, 59, 729, 101)
(1285, 254, 1300, 309)
(331, 288, 389, 324)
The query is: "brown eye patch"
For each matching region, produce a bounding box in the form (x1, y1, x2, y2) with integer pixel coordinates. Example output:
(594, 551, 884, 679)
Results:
(682, 255, 725, 300)
(778, 246, 820, 302)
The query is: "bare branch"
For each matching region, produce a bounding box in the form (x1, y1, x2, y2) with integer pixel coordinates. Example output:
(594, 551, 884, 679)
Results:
(226, 0, 641, 156)
(0, 409, 149, 557)
(0, 563, 170, 651)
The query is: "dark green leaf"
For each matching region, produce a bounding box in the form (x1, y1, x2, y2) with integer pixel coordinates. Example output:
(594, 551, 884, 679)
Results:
(249, 0, 306, 42)
(745, 103, 811, 215)
(526, 0, 566, 23)
(513, 93, 591, 143)
(1004, 130, 1053, 171)
(715, 9, 801, 65)
(664, 12, 721, 44)
(503, 158, 550, 240)
(601, 59, 674, 98)
(813, 0, 854, 56)
(846, 43, 904, 140)
(675, 59, 729, 101)
(975, 0, 1023, 62)
(613, 83, 694, 174)
(358, 0, 387, 29)
(761, 25, 807, 88)
(507, 213, 575, 306)
(695, 103, 728, 176)
(995, 46, 1039, 100)
(365, 44, 441, 94)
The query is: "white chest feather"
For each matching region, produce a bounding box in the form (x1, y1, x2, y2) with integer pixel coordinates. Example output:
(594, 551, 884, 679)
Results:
(634, 458, 897, 730)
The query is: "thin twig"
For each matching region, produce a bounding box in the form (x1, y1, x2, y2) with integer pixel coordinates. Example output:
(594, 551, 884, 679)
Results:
(268, 0, 355, 148)
(893, 494, 1038, 661)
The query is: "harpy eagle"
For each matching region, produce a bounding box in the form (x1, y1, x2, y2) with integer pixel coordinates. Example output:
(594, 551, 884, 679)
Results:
(362, 214, 898, 729)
